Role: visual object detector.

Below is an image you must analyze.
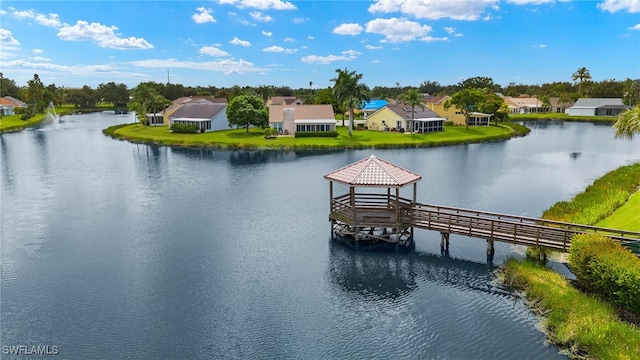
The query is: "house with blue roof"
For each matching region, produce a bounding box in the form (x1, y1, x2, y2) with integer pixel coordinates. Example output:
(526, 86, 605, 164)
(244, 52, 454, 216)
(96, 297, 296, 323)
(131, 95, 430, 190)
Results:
(360, 99, 389, 118)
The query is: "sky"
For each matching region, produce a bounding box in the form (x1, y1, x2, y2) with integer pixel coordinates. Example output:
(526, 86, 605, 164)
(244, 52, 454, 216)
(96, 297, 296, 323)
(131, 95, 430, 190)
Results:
(1, 0, 639, 90)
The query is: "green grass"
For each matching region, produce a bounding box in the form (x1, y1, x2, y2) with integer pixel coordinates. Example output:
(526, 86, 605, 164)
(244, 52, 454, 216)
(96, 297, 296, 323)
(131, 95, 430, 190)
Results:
(542, 163, 640, 226)
(502, 259, 640, 360)
(510, 113, 618, 122)
(107, 123, 518, 150)
(597, 191, 640, 231)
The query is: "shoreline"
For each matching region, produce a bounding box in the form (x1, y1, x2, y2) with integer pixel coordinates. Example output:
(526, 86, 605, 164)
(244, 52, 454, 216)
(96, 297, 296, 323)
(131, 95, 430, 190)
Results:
(103, 122, 529, 151)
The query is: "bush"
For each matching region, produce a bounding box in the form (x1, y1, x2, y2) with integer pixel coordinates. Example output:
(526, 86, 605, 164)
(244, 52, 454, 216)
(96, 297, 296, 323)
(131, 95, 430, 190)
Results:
(170, 123, 198, 133)
(294, 131, 338, 138)
(570, 233, 640, 314)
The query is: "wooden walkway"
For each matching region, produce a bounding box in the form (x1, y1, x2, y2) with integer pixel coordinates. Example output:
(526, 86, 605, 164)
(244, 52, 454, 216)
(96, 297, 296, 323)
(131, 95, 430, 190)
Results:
(329, 194, 640, 252)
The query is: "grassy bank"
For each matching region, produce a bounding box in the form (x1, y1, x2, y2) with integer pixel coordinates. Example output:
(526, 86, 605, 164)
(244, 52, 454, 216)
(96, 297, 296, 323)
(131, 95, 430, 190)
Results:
(510, 113, 618, 122)
(502, 259, 640, 360)
(0, 105, 112, 133)
(503, 162, 640, 359)
(541, 163, 640, 225)
(106, 122, 525, 150)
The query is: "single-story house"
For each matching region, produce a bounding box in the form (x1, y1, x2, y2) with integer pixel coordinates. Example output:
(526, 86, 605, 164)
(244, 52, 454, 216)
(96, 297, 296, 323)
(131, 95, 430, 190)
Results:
(162, 96, 227, 126)
(549, 97, 575, 114)
(366, 104, 445, 133)
(267, 96, 304, 106)
(502, 95, 545, 114)
(360, 99, 389, 119)
(565, 98, 630, 116)
(468, 112, 492, 126)
(269, 104, 336, 135)
(1, 96, 27, 116)
(168, 103, 228, 133)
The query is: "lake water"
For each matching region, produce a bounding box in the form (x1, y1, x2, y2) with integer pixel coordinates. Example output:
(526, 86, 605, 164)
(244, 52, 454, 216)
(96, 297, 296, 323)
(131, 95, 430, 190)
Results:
(1, 113, 639, 359)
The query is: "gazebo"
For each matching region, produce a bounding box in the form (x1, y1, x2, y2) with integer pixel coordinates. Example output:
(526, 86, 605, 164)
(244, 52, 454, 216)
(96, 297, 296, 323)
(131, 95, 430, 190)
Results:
(324, 155, 422, 250)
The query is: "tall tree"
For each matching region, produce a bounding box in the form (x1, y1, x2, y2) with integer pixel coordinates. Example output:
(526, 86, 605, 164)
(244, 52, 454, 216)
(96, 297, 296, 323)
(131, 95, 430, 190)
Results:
(572, 67, 591, 96)
(129, 83, 158, 126)
(257, 85, 274, 104)
(400, 89, 426, 129)
(331, 68, 370, 136)
(458, 76, 496, 91)
(613, 106, 640, 139)
(228, 85, 243, 102)
(443, 88, 485, 129)
(226, 95, 268, 133)
(23, 73, 45, 118)
(478, 92, 506, 124)
(97, 82, 129, 105)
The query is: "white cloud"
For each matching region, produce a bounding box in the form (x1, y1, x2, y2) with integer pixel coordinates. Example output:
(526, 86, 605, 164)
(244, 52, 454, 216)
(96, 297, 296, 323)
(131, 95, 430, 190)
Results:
(454, 33, 464, 37)
(365, 18, 432, 43)
(293, 17, 306, 24)
(262, 30, 273, 36)
(308, 35, 314, 40)
(333, 23, 363, 35)
(12, 9, 62, 28)
(506, 0, 556, 4)
(200, 45, 230, 57)
(444, 27, 456, 34)
(368, 0, 498, 21)
(300, 49, 360, 64)
(218, 0, 297, 10)
(230, 37, 251, 47)
(192, 7, 216, 23)
(284, 37, 294, 42)
(420, 36, 448, 42)
(31, 56, 51, 61)
(33, 48, 43, 54)
(0, 28, 20, 48)
(366, 44, 383, 49)
(250, 11, 274, 22)
(629, 23, 640, 30)
(533, 43, 547, 47)
(263, 45, 297, 53)
(372, 59, 380, 63)
(598, 0, 640, 12)
(57, 20, 153, 50)
(130, 58, 267, 75)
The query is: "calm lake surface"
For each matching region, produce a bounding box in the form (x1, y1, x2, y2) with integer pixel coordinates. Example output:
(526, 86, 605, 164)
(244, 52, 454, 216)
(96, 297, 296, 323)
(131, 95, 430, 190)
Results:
(1, 113, 639, 359)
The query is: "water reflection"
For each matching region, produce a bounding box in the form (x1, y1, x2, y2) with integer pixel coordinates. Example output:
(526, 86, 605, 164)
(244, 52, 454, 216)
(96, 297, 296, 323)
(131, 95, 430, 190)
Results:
(328, 241, 501, 301)
(170, 147, 343, 165)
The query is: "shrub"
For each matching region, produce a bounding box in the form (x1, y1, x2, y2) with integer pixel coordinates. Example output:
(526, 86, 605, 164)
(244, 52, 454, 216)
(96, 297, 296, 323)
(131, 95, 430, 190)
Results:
(170, 123, 198, 133)
(570, 233, 640, 314)
(294, 131, 338, 138)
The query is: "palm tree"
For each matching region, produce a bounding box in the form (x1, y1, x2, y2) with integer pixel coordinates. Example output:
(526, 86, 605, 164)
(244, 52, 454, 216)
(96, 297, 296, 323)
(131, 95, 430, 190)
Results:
(614, 106, 640, 139)
(400, 89, 426, 132)
(331, 68, 370, 136)
(572, 67, 591, 96)
(130, 84, 157, 126)
(257, 85, 273, 104)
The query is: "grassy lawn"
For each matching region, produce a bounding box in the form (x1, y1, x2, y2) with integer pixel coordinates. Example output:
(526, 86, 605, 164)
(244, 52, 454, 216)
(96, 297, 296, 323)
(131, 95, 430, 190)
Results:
(597, 191, 640, 231)
(502, 259, 640, 360)
(109, 123, 517, 149)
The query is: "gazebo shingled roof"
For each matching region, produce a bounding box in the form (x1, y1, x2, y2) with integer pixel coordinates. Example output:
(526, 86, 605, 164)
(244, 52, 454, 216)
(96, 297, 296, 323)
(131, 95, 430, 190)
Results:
(324, 155, 421, 187)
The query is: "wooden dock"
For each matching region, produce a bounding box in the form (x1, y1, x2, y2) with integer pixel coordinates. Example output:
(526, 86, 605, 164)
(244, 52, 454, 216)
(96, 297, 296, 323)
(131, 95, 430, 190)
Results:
(329, 193, 640, 253)
(324, 156, 640, 255)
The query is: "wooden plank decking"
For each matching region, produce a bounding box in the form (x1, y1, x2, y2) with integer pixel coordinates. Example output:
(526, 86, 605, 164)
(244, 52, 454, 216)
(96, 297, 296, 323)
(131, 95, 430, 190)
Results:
(329, 194, 640, 252)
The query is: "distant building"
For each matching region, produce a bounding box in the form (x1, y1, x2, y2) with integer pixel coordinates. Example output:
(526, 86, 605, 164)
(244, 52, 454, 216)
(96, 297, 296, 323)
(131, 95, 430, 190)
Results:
(366, 104, 445, 133)
(168, 103, 228, 132)
(269, 104, 336, 135)
(565, 98, 630, 116)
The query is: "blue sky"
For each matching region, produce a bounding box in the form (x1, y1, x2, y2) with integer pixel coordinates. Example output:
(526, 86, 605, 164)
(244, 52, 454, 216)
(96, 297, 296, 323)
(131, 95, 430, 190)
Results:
(1, 0, 639, 90)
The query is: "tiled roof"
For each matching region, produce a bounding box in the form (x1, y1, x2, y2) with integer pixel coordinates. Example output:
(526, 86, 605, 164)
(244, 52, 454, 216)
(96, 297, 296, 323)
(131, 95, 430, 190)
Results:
(269, 104, 335, 123)
(324, 155, 422, 187)
(169, 103, 227, 119)
(385, 103, 444, 120)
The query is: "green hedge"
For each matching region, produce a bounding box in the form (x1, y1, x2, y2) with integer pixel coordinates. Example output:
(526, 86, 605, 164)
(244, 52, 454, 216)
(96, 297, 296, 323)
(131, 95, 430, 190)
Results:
(294, 131, 338, 138)
(170, 123, 198, 133)
(570, 233, 640, 314)
(542, 163, 640, 224)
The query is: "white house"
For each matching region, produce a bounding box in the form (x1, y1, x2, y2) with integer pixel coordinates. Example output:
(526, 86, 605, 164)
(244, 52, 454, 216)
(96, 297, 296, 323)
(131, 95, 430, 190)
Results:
(168, 103, 228, 133)
(565, 98, 630, 116)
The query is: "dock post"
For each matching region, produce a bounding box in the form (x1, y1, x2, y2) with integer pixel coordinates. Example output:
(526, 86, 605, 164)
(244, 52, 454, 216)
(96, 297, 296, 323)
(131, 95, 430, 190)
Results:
(440, 232, 450, 251)
(486, 239, 495, 258)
